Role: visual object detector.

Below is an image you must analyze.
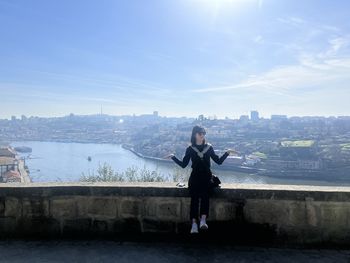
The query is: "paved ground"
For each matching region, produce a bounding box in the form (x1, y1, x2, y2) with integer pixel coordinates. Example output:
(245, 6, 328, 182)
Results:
(0, 240, 350, 263)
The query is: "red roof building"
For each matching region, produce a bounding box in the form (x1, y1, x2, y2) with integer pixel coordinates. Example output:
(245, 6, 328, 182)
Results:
(3, 170, 21, 183)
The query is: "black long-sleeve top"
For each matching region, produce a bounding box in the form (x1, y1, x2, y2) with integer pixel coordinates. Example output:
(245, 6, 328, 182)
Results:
(171, 143, 229, 172)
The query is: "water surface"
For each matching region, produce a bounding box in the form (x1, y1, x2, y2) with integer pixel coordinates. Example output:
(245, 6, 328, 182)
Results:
(11, 141, 350, 186)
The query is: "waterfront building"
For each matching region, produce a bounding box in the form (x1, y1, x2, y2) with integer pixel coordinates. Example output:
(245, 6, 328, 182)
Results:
(0, 147, 17, 158)
(264, 158, 323, 170)
(2, 170, 21, 183)
(0, 157, 18, 181)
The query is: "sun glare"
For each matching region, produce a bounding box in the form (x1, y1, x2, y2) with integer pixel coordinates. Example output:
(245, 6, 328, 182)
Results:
(190, 0, 258, 19)
(195, 0, 253, 8)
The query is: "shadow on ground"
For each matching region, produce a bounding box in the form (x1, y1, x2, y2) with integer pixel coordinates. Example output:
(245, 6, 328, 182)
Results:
(0, 239, 350, 263)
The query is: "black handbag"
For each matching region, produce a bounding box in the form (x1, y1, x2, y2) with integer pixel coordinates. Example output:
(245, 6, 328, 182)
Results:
(210, 174, 221, 188)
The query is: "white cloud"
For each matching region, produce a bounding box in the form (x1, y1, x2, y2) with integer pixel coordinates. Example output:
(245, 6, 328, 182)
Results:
(192, 63, 346, 94)
(326, 36, 350, 56)
(253, 35, 263, 44)
(192, 37, 350, 96)
(277, 16, 306, 27)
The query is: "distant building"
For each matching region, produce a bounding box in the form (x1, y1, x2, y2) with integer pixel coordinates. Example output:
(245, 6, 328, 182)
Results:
(338, 116, 350, 120)
(245, 155, 261, 166)
(138, 112, 159, 121)
(279, 140, 316, 158)
(225, 156, 245, 165)
(11, 116, 16, 121)
(264, 158, 323, 170)
(198, 114, 205, 121)
(0, 157, 18, 179)
(271, 115, 287, 120)
(0, 147, 17, 158)
(2, 170, 21, 183)
(239, 115, 249, 121)
(250, 111, 259, 121)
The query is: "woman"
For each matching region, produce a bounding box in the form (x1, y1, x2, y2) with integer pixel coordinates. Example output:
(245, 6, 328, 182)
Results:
(166, 125, 237, 234)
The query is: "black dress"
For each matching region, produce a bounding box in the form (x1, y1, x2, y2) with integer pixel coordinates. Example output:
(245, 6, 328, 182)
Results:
(172, 143, 229, 195)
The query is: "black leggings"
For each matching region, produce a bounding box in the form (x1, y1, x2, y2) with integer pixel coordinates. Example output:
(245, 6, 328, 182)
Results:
(190, 192, 209, 220)
(188, 170, 212, 221)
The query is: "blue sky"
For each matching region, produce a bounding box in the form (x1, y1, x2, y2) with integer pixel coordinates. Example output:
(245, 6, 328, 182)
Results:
(1, 0, 350, 119)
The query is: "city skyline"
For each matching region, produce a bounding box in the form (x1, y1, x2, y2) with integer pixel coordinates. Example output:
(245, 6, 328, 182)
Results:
(1, 0, 350, 118)
(3, 110, 350, 121)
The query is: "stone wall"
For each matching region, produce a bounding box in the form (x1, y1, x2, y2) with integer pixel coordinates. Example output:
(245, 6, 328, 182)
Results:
(1, 182, 350, 246)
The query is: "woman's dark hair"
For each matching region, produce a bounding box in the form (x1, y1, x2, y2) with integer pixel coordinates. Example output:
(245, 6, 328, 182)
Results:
(191, 125, 206, 146)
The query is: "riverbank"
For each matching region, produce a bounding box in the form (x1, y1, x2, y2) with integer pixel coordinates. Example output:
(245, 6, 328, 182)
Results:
(18, 159, 31, 183)
(121, 144, 350, 184)
(122, 144, 265, 174)
(121, 144, 172, 163)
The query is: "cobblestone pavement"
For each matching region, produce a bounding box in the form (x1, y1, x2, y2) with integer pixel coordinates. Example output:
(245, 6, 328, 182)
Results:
(0, 240, 349, 263)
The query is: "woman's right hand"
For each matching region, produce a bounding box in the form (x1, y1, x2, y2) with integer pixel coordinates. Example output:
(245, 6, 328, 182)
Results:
(164, 153, 175, 159)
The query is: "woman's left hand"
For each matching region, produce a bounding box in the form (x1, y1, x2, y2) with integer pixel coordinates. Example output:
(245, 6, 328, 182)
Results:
(226, 149, 240, 155)
(164, 153, 175, 159)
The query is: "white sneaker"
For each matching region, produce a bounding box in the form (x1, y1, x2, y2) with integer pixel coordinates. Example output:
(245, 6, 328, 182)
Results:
(190, 222, 199, 234)
(200, 219, 208, 230)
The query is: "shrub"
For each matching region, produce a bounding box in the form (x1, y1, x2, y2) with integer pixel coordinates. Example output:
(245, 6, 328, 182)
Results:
(80, 163, 166, 182)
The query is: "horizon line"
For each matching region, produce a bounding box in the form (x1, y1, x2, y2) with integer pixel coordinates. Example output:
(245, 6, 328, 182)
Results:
(2, 112, 350, 121)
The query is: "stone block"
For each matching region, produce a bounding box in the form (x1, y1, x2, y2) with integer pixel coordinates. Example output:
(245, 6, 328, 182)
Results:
(157, 201, 181, 220)
(91, 219, 110, 233)
(144, 198, 157, 217)
(4, 198, 21, 218)
(180, 198, 191, 221)
(120, 199, 142, 217)
(305, 198, 318, 227)
(299, 226, 324, 244)
(18, 217, 60, 236)
(287, 201, 307, 227)
(0, 198, 5, 217)
(322, 227, 350, 245)
(88, 198, 117, 218)
(0, 217, 16, 235)
(319, 202, 348, 228)
(244, 199, 290, 225)
(22, 198, 49, 218)
(50, 198, 77, 219)
(75, 196, 89, 218)
(212, 200, 236, 221)
(113, 218, 141, 233)
(62, 218, 92, 235)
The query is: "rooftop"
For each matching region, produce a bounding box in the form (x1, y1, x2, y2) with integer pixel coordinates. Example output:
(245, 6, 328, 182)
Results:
(280, 140, 315, 148)
(0, 146, 17, 157)
(0, 156, 15, 165)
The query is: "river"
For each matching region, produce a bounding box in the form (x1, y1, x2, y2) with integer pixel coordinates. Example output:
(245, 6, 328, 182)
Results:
(10, 141, 350, 186)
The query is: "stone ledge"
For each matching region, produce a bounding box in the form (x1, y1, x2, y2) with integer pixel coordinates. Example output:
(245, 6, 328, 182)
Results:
(1, 182, 350, 201)
(1, 182, 350, 246)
